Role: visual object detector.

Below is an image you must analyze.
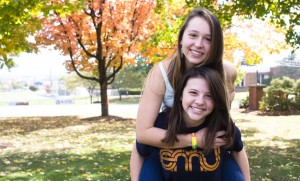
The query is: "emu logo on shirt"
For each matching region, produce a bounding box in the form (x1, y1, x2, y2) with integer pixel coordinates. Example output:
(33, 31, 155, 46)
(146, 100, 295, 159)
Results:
(160, 148, 220, 172)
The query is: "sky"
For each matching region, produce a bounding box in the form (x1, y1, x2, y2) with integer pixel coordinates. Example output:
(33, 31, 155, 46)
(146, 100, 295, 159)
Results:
(0, 48, 68, 81)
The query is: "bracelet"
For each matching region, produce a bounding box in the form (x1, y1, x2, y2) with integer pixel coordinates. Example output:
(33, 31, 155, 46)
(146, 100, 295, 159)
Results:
(191, 133, 197, 150)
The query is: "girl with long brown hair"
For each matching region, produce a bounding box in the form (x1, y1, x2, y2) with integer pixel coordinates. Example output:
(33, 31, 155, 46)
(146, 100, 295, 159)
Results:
(136, 66, 250, 180)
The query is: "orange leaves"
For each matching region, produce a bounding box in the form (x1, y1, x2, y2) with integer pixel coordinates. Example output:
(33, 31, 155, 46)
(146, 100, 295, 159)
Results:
(36, 0, 156, 72)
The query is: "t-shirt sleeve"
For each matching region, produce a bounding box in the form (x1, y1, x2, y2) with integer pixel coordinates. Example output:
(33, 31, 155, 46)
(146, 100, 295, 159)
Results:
(136, 112, 167, 157)
(136, 139, 153, 157)
(227, 125, 244, 152)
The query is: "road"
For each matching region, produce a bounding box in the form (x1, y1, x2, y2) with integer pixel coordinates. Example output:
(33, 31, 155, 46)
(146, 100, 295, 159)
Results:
(0, 104, 139, 119)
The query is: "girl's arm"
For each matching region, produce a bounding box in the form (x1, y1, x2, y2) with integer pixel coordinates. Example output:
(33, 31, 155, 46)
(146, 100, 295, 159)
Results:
(130, 142, 144, 181)
(136, 61, 227, 148)
(223, 61, 237, 103)
(231, 148, 251, 181)
(136, 61, 191, 148)
(136, 62, 226, 148)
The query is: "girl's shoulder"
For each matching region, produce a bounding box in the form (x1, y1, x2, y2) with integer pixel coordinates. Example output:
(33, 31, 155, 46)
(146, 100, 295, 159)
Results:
(145, 59, 171, 94)
(148, 59, 171, 80)
(223, 61, 237, 81)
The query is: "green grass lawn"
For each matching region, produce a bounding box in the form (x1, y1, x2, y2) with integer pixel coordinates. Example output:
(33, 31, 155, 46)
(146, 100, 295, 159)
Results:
(1, 111, 299, 181)
(0, 116, 135, 181)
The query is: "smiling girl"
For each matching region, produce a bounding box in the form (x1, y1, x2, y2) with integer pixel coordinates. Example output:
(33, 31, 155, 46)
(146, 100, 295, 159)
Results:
(136, 67, 250, 180)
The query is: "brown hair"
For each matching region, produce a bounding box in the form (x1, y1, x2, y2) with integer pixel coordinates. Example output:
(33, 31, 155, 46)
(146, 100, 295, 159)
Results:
(162, 66, 235, 153)
(168, 8, 224, 92)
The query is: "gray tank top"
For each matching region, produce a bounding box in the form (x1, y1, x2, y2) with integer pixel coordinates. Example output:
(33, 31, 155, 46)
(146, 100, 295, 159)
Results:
(159, 62, 174, 108)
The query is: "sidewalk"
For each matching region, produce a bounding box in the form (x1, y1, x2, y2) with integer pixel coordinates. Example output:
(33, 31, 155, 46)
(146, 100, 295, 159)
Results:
(0, 104, 139, 119)
(0, 101, 239, 119)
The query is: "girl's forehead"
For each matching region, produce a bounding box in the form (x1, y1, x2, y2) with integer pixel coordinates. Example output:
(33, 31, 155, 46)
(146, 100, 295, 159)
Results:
(185, 77, 210, 91)
(185, 17, 211, 34)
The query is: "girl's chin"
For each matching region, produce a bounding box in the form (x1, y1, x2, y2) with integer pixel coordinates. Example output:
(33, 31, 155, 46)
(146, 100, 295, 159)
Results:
(186, 57, 205, 65)
(186, 116, 204, 127)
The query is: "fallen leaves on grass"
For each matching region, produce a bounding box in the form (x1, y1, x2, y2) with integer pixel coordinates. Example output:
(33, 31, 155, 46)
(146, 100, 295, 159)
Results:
(0, 116, 135, 181)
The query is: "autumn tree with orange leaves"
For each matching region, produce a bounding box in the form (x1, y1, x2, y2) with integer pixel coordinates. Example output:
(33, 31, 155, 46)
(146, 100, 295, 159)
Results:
(35, 0, 156, 116)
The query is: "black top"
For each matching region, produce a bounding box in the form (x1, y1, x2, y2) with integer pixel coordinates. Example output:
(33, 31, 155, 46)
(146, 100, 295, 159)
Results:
(136, 112, 243, 181)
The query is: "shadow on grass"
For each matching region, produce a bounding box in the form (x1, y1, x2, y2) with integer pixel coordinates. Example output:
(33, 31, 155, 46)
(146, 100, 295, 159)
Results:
(0, 116, 134, 138)
(0, 116, 83, 137)
(0, 149, 131, 181)
(245, 137, 300, 180)
(240, 126, 258, 138)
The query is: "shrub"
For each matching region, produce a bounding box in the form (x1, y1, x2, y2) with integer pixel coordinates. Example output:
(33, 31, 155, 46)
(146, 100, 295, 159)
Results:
(239, 96, 249, 109)
(29, 85, 38, 92)
(293, 79, 300, 109)
(259, 77, 296, 112)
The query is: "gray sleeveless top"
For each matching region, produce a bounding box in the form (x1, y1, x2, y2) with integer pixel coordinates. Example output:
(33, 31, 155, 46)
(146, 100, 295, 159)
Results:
(159, 62, 174, 108)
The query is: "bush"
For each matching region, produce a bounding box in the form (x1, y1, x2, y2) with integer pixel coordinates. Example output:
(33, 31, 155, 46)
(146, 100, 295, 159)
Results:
(259, 77, 297, 112)
(29, 85, 38, 92)
(128, 90, 142, 95)
(239, 96, 249, 109)
(119, 89, 142, 95)
(293, 79, 300, 109)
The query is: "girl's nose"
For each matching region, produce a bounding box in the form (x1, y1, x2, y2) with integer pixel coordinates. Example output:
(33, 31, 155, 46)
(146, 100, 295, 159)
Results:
(195, 96, 204, 105)
(194, 38, 203, 48)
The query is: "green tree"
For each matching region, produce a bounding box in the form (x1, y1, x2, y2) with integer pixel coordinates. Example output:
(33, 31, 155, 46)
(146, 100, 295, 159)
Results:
(182, 0, 300, 49)
(0, 0, 82, 69)
(61, 73, 99, 104)
(113, 56, 153, 100)
(0, 0, 41, 69)
(221, 0, 300, 49)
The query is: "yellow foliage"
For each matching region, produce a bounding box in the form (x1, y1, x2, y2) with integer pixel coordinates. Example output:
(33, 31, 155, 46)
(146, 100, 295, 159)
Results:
(36, 0, 156, 73)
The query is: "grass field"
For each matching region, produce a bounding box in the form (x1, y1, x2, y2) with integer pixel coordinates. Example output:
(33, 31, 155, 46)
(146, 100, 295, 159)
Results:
(0, 92, 299, 180)
(0, 116, 135, 181)
(1, 110, 299, 180)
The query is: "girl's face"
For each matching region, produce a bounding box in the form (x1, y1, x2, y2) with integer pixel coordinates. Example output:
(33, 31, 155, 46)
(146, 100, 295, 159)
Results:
(181, 17, 211, 70)
(181, 77, 214, 127)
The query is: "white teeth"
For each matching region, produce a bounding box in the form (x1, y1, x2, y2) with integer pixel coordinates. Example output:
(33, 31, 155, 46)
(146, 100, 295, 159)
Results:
(191, 50, 202, 56)
(192, 106, 203, 112)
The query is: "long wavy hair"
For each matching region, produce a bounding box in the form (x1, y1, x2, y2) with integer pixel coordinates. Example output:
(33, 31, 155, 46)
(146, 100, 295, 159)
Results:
(168, 8, 224, 92)
(162, 67, 235, 153)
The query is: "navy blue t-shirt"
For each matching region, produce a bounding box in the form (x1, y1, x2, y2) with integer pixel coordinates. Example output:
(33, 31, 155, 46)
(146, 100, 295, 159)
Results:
(136, 112, 243, 181)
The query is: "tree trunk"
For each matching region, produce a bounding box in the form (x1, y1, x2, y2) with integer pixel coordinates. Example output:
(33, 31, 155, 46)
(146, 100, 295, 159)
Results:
(100, 82, 109, 116)
(118, 88, 122, 101)
(90, 95, 93, 104)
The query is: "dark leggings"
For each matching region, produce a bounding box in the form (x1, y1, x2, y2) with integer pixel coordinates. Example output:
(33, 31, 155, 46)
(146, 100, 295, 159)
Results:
(139, 150, 244, 181)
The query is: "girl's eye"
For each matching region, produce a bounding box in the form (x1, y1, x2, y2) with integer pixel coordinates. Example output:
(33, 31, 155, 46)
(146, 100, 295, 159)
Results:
(205, 37, 211, 42)
(205, 94, 212, 100)
(189, 91, 197, 95)
(189, 33, 197, 38)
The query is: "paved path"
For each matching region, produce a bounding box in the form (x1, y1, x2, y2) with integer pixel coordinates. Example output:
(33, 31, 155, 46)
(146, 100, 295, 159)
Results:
(0, 101, 239, 119)
(0, 104, 139, 119)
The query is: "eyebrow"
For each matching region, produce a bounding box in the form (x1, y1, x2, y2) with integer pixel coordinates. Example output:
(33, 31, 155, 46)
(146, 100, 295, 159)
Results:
(187, 30, 211, 36)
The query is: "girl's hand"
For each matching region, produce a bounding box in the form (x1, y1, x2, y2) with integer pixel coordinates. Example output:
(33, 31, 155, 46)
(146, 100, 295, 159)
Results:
(196, 128, 226, 148)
